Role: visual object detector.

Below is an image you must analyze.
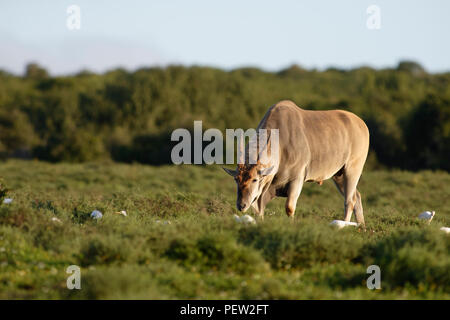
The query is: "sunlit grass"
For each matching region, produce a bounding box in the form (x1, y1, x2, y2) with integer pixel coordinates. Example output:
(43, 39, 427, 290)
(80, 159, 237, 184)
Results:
(0, 160, 449, 299)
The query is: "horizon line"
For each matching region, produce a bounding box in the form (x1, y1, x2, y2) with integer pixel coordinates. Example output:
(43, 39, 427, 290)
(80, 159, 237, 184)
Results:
(2, 60, 449, 78)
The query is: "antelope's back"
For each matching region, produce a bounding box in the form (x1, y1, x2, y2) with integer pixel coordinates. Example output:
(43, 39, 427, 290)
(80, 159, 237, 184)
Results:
(259, 100, 369, 181)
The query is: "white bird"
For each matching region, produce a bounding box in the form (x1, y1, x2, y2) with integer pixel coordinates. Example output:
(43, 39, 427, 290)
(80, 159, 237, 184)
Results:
(114, 210, 127, 217)
(51, 217, 62, 223)
(155, 220, 171, 225)
(91, 210, 103, 219)
(240, 214, 256, 224)
(440, 227, 450, 234)
(330, 220, 358, 229)
(418, 211, 435, 223)
(2, 198, 12, 204)
(234, 214, 256, 225)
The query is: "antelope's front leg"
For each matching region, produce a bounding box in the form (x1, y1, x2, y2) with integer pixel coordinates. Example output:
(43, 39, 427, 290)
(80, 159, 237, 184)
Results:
(251, 199, 262, 219)
(253, 188, 275, 220)
(285, 178, 304, 218)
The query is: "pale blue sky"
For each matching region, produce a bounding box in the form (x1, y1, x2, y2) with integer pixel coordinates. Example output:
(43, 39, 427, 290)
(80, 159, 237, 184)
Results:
(1, 0, 449, 75)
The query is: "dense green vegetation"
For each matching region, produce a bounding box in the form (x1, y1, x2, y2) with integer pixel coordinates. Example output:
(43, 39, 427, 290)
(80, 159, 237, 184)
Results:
(0, 62, 449, 299)
(0, 160, 449, 299)
(0, 62, 449, 170)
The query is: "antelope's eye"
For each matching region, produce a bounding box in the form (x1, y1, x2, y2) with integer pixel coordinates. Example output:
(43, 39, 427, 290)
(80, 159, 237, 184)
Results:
(252, 179, 258, 183)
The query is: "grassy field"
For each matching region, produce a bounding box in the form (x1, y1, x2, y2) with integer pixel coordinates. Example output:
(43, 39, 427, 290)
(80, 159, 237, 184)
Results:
(0, 160, 449, 299)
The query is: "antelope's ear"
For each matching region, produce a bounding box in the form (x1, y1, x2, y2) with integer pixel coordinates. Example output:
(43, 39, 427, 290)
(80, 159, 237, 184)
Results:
(222, 167, 238, 177)
(258, 166, 275, 176)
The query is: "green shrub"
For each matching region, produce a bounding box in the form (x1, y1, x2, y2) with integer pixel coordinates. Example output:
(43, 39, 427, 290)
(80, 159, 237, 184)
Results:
(238, 223, 365, 269)
(165, 234, 268, 274)
(360, 228, 450, 291)
(78, 235, 131, 266)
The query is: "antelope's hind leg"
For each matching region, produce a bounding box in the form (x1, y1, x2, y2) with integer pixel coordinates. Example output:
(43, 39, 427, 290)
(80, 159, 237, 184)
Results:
(353, 190, 365, 226)
(333, 167, 365, 226)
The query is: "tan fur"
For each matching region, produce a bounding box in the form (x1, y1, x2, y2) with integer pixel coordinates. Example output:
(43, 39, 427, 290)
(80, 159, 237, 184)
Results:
(225, 100, 370, 226)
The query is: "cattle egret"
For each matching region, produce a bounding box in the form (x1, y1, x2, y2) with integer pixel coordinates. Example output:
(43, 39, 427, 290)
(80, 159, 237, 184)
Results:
(241, 214, 256, 224)
(330, 220, 358, 229)
(418, 211, 435, 223)
(440, 227, 450, 234)
(234, 214, 256, 225)
(2, 198, 12, 204)
(91, 210, 103, 219)
(51, 217, 62, 223)
(114, 210, 127, 217)
(155, 220, 171, 225)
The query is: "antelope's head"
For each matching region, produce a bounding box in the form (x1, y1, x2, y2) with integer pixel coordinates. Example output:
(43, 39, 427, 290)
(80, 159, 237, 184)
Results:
(223, 128, 279, 212)
(223, 163, 275, 212)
